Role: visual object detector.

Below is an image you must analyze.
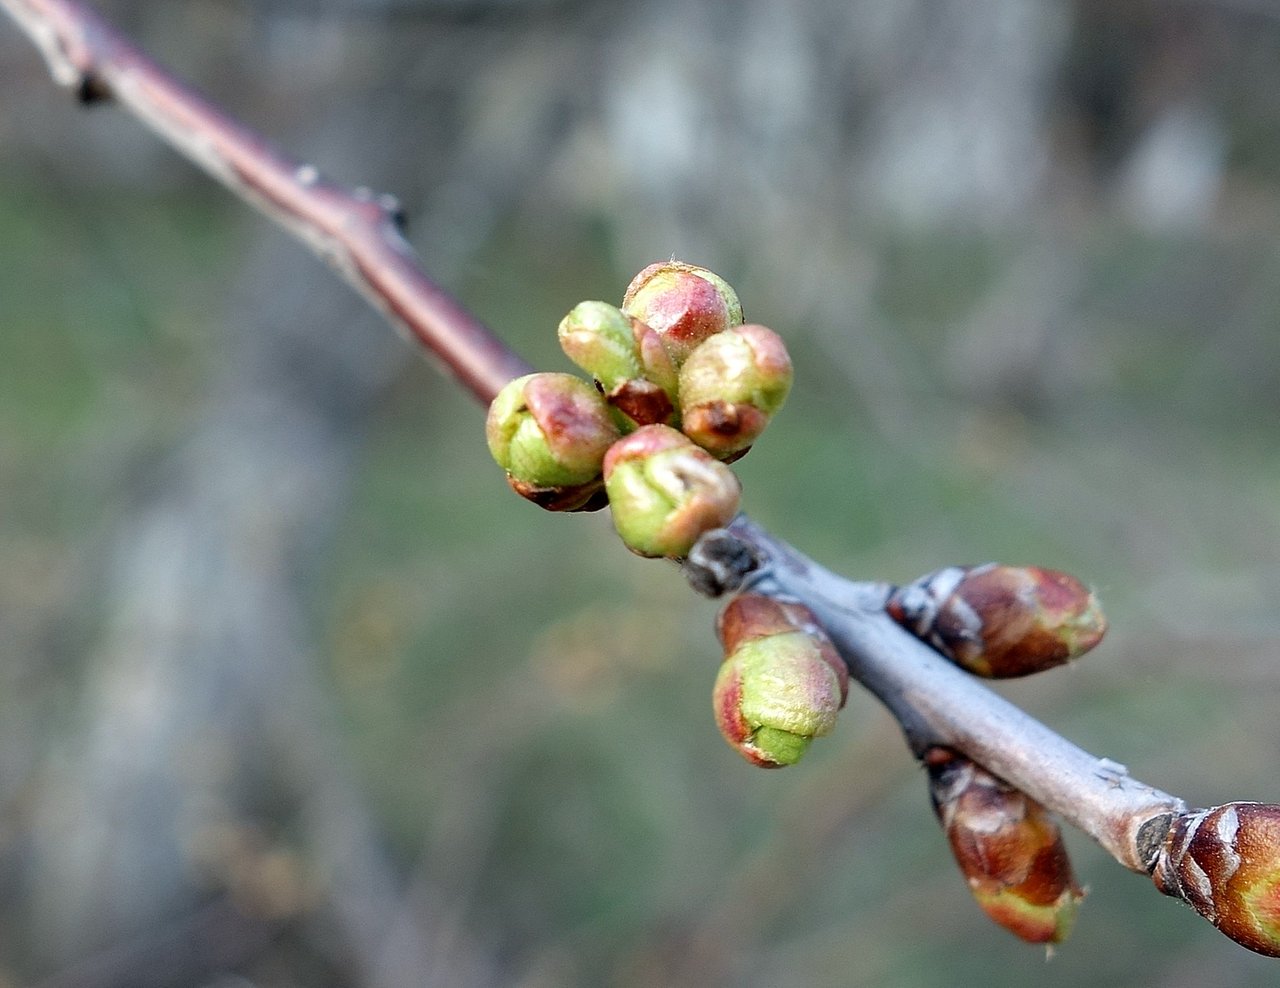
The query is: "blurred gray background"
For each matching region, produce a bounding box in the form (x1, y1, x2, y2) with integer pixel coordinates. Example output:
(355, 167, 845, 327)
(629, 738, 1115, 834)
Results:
(3, 0, 1280, 985)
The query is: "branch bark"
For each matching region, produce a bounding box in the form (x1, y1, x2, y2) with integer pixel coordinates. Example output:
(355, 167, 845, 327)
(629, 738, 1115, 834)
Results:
(0, 0, 530, 405)
(0, 0, 1189, 883)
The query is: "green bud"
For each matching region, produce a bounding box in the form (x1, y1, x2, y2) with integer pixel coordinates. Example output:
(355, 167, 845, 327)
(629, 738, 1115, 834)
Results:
(602, 425, 740, 558)
(715, 593, 848, 704)
(712, 613, 844, 768)
(679, 324, 793, 458)
(557, 300, 679, 429)
(486, 372, 620, 501)
(622, 260, 744, 365)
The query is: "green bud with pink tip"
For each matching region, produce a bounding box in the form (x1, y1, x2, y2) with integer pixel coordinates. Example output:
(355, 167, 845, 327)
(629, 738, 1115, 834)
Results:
(712, 594, 846, 768)
(678, 324, 793, 459)
(602, 425, 740, 558)
(486, 372, 619, 510)
(557, 300, 679, 429)
(622, 261, 744, 365)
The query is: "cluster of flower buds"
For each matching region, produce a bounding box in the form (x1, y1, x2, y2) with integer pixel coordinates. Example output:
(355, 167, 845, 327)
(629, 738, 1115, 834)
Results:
(486, 261, 794, 557)
(712, 594, 848, 767)
(1152, 802, 1280, 956)
(925, 747, 1084, 944)
(885, 564, 1107, 678)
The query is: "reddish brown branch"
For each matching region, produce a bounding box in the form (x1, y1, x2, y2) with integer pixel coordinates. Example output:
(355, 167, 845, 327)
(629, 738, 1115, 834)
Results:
(1, 0, 531, 404)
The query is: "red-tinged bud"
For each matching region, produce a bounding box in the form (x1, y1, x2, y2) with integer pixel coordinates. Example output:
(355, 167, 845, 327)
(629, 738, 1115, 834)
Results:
(1153, 803, 1280, 957)
(885, 564, 1107, 678)
(622, 261, 744, 365)
(926, 748, 1084, 944)
(715, 594, 848, 705)
(602, 425, 740, 558)
(678, 325, 793, 459)
(713, 599, 846, 768)
(486, 373, 620, 508)
(557, 300, 679, 429)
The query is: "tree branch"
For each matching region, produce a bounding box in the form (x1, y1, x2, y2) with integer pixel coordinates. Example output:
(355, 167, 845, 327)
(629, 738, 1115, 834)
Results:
(0, 0, 531, 405)
(4, 0, 1270, 955)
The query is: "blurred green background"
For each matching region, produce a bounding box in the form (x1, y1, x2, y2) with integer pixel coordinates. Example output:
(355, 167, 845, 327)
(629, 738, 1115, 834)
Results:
(4, 1, 1280, 985)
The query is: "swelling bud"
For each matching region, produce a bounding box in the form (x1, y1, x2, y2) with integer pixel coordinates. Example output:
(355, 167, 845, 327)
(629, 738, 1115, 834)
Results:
(602, 425, 740, 558)
(486, 372, 619, 509)
(1153, 802, 1280, 957)
(679, 324, 793, 459)
(622, 260, 743, 364)
(886, 564, 1107, 678)
(713, 594, 847, 768)
(926, 748, 1084, 944)
(557, 300, 679, 429)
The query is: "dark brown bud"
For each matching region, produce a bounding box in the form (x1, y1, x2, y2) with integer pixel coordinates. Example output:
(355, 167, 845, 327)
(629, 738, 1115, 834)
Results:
(926, 748, 1084, 945)
(1153, 802, 1280, 957)
(886, 564, 1107, 677)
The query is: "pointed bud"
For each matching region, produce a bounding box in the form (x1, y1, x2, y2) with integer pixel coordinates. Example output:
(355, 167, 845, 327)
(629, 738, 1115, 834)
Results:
(486, 373, 620, 508)
(622, 261, 744, 365)
(557, 300, 679, 429)
(1153, 803, 1280, 957)
(885, 564, 1107, 678)
(713, 594, 846, 767)
(926, 748, 1084, 944)
(602, 425, 740, 558)
(678, 324, 793, 459)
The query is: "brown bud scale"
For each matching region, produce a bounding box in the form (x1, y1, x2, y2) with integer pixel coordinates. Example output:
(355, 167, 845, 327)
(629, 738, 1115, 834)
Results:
(927, 749, 1083, 944)
(1153, 803, 1280, 957)
(887, 564, 1106, 678)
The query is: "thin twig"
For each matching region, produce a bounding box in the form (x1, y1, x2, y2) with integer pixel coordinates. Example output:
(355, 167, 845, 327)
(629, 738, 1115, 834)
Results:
(0, 0, 530, 405)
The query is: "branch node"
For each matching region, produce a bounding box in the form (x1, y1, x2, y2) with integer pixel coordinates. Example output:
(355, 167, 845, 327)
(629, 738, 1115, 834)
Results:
(1135, 812, 1175, 873)
(682, 525, 760, 597)
(74, 71, 108, 103)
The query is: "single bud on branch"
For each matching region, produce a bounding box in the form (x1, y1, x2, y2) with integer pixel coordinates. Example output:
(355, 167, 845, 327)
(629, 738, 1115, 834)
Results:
(926, 748, 1084, 944)
(712, 594, 847, 767)
(678, 324, 794, 459)
(557, 300, 679, 429)
(622, 261, 744, 365)
(602, 425, 741, 558)
(485, 372, 619, 510)
(1152, 802, 1280, 957)
(886, 564, 1107, 678)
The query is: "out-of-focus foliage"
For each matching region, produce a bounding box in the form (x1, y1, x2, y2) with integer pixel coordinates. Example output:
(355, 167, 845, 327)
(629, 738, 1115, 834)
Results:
(3, 0, 1280, 985)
